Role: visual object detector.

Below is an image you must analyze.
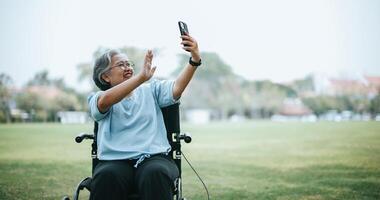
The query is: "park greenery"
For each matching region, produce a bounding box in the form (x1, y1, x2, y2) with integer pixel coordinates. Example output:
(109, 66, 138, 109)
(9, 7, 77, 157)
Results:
(1, 46, 380, 123)
(1, 48, 379, 200)
(0, 121, 379, 199)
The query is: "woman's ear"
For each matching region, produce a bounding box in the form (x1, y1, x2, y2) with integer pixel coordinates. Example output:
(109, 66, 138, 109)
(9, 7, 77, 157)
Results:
(101, 73, 110, 84)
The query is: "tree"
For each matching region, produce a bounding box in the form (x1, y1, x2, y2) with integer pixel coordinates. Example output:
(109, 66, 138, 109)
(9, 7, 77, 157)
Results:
(0, 73, 13, 123)
(15, 91, 47, 121)
(247, 80, 296, 118)
(16, 70, 84, 121)
(170, 51, 302, 119)
(27, 70, 51, 86)
(77, 62, 98, 91)
(170, 52, 241, 118)
(172, 52, 233, 80)
(289, 75, 315, 97)
(301, 94, 371, 116)
(370, 94, 380, 115)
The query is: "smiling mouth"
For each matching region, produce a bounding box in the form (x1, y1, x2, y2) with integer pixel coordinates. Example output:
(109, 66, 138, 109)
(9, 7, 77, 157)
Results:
(123, 72, 133, 78)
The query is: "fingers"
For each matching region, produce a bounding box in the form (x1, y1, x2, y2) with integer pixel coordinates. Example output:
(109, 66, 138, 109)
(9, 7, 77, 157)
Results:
(182, 46, 192, 51)
(180, 35, 198, 50)
(145, 51, 156, 77)
(145, 49, 153, 57)
(145, 50, 153, 60)
(180, 35, 193, 41)
(146, 50, 153, 62)
(138, 50, 156, 81)
(150, 66, 157, 75)
(180, 36, 195, 47)
(144, 50, 154, 67)
(181, 40, 196, 47)
(181, 41, 198, 53)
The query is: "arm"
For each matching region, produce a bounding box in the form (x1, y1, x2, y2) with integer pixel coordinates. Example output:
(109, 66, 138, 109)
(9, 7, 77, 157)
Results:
(173, 34, 201, 99)
(98, 50, 156, 113)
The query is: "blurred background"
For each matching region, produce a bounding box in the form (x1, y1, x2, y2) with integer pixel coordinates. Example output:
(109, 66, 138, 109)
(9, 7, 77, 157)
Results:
(1, 0, 380, 123)
(1, 1, 380, 199)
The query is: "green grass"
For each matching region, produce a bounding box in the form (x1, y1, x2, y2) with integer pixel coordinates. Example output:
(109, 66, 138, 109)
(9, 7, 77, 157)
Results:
(0, 121, 380, 200)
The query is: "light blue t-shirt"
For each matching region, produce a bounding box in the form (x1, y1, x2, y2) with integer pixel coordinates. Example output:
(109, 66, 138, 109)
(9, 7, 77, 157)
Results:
(87, 79, 179, 165)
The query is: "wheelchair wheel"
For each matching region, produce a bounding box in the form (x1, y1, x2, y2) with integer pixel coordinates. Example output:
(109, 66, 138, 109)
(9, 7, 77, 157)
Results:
(62, 195, 70, 200)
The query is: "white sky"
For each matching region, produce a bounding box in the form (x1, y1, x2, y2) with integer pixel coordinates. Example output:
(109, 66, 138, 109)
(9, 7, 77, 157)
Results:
(1, 0, 380, 91)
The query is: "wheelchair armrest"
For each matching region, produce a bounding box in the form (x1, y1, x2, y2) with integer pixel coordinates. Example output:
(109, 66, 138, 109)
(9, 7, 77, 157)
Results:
(178, 133, 192, 143)
(75, 133, 94, 143)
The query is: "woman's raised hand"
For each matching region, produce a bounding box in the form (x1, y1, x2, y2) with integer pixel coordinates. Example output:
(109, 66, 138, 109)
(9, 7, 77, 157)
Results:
(138, 50, 156, 82)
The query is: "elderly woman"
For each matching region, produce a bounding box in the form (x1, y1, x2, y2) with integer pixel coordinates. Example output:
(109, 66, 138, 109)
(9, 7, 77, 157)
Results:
(87, 34, 201, 200)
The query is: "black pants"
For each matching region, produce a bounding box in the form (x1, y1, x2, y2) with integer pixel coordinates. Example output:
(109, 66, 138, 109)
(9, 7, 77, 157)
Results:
(90, 154, 179, 200)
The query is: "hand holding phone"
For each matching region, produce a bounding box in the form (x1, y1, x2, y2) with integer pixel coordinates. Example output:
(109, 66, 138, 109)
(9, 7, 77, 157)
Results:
(178, 21, 201, 64)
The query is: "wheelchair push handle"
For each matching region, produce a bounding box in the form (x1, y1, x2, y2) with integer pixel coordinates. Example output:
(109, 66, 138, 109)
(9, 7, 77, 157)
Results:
(178, 133, 192, 143)
(75, 133, 94, 143)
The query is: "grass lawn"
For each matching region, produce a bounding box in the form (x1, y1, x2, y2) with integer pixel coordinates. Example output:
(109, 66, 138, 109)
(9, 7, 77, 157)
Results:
(0, 121, 380, 200)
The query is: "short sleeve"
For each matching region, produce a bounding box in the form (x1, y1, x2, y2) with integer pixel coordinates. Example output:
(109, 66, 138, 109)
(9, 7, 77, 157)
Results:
(150, 79, 180, 108)
(87, 91, 111, 121)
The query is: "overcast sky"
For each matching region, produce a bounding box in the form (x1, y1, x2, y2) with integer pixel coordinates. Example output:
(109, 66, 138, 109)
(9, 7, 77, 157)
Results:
(1, 0, 379, 91)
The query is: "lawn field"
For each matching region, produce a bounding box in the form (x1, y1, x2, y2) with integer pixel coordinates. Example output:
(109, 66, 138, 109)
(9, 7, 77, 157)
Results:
(0, 121, 380, 200)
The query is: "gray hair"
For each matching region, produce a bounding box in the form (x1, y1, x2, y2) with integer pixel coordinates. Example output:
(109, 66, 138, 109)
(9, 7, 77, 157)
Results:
(92, 49, 121, 91)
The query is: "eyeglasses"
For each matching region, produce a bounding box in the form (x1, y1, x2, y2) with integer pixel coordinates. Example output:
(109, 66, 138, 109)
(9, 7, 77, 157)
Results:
(105, 60, 135, 73)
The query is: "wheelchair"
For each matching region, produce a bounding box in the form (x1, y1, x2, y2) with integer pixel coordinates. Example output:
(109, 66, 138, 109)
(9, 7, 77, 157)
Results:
(63, 103, 192, 200)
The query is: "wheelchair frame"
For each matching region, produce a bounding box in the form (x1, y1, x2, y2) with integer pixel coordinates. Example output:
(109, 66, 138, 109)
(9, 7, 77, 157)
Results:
(63, 103, 191, 200)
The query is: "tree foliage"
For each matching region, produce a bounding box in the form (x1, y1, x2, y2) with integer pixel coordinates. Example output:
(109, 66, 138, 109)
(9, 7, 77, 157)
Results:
(172, 52, 233, 79)
(0, 73, 13, 123)
(302, 95, 371, 116)
(370, 95, 380, 114)
(171, 52, 296, 118)
(3, 46, 380, 123)
(14, 70, 84, 122)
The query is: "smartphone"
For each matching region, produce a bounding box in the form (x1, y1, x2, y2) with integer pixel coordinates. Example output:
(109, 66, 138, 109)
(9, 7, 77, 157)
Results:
(178, 21, 189, 36)
(178, 21, 190, 50)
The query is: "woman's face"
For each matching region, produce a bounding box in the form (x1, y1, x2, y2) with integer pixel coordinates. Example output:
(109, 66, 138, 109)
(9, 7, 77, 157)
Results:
(102, 54, 134, 87)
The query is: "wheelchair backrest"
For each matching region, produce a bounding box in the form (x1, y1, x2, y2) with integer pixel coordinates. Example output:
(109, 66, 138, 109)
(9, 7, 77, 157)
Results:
(93, 103, 181, 155)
